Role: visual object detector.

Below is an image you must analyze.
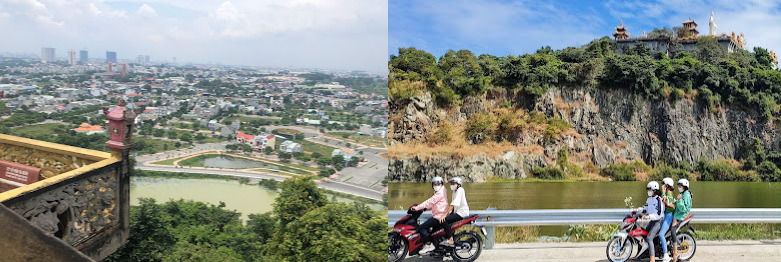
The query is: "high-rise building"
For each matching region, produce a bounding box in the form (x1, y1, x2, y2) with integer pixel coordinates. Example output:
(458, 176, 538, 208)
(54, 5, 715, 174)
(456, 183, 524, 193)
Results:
(137, 55, 144, 65)
(144, 55, 150, 64)
(121, 62, 127, 77)
(68, 50, 77, 66)
(79, 50, 88, 63)
(106, 51, 117, 63)
(41, 47, 55, 63)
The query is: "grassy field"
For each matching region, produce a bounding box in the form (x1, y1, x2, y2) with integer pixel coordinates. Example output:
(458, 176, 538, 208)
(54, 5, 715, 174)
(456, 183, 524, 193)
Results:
(135, 137, 189, 155)
(295, 139, 337, 157)
(273, 128, 302, 134)
(10, 123, 70, 137)
(231, 153, 321, 172)
(150, 155, 190, 166)
(492, 223, 781, 243)
(328, 132, 386, 147)
(274, 138, 338, 159)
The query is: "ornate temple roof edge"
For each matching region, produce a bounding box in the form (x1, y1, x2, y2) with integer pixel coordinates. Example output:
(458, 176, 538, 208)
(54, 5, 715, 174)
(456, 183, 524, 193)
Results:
(0, 157, 120, 203)
(0, 134, 111, 161)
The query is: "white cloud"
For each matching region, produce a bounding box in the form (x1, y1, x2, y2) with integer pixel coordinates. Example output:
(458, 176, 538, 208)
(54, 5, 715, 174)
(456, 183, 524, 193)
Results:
(136, 4, 157, 18)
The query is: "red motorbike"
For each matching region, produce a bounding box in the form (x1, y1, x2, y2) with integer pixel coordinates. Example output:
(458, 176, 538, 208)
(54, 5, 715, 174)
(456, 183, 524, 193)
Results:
(388, 205, 485, 262)
(606, 210, 697, 262)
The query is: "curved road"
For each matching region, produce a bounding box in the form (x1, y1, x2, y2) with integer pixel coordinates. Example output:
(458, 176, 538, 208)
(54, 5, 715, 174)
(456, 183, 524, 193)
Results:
(403, 240, 781, 261)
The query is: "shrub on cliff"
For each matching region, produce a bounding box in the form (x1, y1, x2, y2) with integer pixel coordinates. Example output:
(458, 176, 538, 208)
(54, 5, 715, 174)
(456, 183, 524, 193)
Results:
(600, 164, 636, 181)
(532, 166, 565, 180)
(389, 79, 423, 103)
(648, 163, 691, 181)
(465, 113, 496, 144)
(696, 159, 760, 182)
(429, 120, 454, 145)
(757, 161, 781, 182)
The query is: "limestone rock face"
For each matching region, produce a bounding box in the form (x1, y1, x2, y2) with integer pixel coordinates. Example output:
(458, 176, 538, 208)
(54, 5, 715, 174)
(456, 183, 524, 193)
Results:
(389, 93, 434, 145)
(389, 87, 778, 182)
(388, 152, 547, 182)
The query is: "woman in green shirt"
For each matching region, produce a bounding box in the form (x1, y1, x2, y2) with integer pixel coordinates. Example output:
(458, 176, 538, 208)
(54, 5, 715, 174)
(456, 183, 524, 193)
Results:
(658, 178, 676, 262)
(672, 178, 692, 262)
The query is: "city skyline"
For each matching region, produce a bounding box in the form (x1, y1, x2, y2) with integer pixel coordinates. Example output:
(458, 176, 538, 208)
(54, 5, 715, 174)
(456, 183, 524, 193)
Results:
(0, 0, 388, 73)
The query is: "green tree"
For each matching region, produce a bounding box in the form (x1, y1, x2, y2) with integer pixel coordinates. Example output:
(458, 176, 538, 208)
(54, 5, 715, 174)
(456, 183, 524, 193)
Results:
(389, 47, 442, 84)
(694, 37, 727, 65)
(271, 176, 327, 227)
(266, 203, 384, 261)
(279, 152, 292, 162)
(247, 213, 276, 244)
(438, 49, 486, 97)
(331, 154, 345, 168)
(107, 198, 176, 262)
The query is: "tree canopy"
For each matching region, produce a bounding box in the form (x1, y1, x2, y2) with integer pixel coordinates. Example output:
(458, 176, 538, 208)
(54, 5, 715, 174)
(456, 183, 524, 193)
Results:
(389, 36, 781, 122)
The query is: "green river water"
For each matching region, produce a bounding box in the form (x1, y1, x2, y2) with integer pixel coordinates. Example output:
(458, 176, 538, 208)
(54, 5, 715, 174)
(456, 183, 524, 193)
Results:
(130, 177, 384, 222)
(389, 181, 781, 210)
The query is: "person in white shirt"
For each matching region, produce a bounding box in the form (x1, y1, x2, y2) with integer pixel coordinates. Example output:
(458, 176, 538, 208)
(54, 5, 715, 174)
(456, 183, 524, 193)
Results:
(635, 181, 665, 262)
(440, 177, 469, 246)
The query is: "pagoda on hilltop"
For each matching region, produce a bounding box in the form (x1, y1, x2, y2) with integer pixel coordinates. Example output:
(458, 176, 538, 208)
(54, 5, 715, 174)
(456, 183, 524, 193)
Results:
(613, 20, 630, 40)
(682, 17, 699, 38)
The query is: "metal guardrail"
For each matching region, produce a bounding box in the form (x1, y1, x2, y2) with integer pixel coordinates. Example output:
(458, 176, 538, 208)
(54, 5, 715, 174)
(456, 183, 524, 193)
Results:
(388, 208, 781, 249)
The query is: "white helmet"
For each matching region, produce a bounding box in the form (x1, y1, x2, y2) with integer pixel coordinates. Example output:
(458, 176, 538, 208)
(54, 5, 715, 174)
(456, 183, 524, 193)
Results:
(678, 178, 689, 188)
(431, 176, 444, 185)
(662, 177, 674, 188)
(646, 181, 659, 191)
(449, 177, 463, 185)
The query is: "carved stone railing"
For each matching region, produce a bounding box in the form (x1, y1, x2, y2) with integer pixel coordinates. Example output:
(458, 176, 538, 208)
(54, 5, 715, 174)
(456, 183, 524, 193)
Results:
(0, 134, 129, 261)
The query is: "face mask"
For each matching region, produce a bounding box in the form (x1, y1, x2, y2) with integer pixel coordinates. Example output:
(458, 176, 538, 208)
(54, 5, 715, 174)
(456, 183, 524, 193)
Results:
(433, 185, 442, 191)
(647, 191, 654, 197)
(678, 187, 683, 192)
(450, 185, 457, 191)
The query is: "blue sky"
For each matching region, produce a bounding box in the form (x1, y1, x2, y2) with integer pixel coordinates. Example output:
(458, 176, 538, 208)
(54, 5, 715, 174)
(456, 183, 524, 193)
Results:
(390, 0, 781, 59)
(0, 0, 387, 73)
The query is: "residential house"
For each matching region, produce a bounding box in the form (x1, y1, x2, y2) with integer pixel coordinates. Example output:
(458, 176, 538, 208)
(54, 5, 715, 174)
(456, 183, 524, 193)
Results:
(279, 140, 303, 153)
(253, 133, 275, 149)
(331, 148, 356, 161)
(236, 132, 255, 145)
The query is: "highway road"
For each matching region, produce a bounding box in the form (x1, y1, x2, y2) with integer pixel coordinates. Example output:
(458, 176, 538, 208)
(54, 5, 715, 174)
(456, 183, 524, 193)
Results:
(401, 240, 781, 261)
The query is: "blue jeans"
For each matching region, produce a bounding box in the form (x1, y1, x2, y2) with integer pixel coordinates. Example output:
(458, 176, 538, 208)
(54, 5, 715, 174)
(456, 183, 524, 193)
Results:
(659, 212, 673, 253)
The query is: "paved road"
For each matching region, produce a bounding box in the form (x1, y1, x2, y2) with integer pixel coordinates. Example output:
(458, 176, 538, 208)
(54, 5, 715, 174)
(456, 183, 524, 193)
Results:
(264, 125, 388, 191)
(402, 240, 781, 262)
(307, 134, 387, 191)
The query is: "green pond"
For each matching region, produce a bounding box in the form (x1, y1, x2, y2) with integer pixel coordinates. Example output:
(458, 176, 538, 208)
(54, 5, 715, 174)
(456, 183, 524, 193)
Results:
(202, 156, 266, 169)
(131, 177, 384, 222)
(388, 181, 781, 210)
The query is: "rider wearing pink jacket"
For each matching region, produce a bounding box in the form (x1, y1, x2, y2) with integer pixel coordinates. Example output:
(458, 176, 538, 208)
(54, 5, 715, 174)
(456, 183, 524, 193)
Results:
(413, 176, 448, 254)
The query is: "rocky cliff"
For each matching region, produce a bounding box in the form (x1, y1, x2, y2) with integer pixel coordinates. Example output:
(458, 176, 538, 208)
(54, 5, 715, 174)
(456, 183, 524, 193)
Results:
(389, 86, 780, 182)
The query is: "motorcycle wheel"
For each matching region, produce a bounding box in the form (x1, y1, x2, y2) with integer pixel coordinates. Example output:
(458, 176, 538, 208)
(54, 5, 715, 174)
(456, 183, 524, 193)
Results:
(388, 232, 408, 262)
(676, 232, 696, 261)
(450, 231, 483, 262)
(606, 236, 633, 262)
